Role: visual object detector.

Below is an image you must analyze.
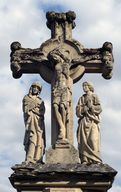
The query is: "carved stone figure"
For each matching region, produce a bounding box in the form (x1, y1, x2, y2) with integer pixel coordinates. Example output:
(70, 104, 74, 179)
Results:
(23, 82, 46, 163)
(52, 63, 72, 140)
(76, 82, 102, 164)
(102, 42, 114, 79)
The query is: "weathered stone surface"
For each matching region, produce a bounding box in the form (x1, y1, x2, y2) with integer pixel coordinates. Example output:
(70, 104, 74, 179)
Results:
(46, 143, 80, 164)
(9, 163, 117, 192)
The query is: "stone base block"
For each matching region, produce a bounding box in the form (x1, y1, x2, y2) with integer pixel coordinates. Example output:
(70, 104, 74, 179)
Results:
(46, 142, 80, 164)
(9, 163, 117, 192)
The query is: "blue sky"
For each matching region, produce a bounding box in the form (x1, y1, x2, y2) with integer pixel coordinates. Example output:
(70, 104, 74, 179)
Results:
(0, 0, 121, 191)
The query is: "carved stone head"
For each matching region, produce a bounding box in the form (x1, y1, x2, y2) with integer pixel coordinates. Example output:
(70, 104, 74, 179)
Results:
(82, 81, 94, 93)
(29, 82, 42, 95)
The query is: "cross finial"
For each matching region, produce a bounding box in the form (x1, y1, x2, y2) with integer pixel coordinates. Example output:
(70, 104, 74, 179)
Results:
(46, 11, 76, 40)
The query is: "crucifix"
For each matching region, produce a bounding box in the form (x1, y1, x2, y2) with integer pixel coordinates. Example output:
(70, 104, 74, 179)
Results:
(10, 11, 114, 147)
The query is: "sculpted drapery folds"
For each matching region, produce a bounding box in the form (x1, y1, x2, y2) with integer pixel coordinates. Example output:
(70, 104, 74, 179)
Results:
(76, 82, 102, 164)
(23, 82, 46, 164)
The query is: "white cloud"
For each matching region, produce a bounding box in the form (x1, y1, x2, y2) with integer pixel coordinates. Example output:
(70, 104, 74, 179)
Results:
(0, 0, 121, 191)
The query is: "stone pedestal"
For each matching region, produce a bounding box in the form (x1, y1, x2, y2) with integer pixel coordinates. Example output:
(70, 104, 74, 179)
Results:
(46, 141, 80, 164)
(9, 163, 117, 192)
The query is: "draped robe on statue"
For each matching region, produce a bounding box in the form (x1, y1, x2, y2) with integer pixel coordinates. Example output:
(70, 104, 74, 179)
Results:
(23, 93, 45, 162)
(76, 93, 102, 163)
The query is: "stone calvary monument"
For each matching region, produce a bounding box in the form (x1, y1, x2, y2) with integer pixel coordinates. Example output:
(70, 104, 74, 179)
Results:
(9, 11, 117, 192)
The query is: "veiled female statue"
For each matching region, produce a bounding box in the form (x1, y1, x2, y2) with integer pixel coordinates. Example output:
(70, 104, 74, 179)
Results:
(76, 82, 102, 164)
(23, 82, 46, 163)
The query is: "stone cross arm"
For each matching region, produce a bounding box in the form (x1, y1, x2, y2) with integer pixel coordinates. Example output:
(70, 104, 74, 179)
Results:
(10, 41, 114, 83)
(10, 42, 51, 82)
(10, 11, 114, 83)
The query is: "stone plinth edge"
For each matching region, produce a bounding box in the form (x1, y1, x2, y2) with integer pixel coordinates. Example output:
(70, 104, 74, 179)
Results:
(9, 163, 117, 192)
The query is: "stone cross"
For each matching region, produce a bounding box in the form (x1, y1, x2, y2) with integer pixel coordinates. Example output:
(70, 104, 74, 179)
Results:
(10, 11, 114, 146)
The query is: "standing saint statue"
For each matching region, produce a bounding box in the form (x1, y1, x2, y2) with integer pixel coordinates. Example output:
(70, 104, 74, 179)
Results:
(76, 82, 102, 164)
(23, 82, 46, 164)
